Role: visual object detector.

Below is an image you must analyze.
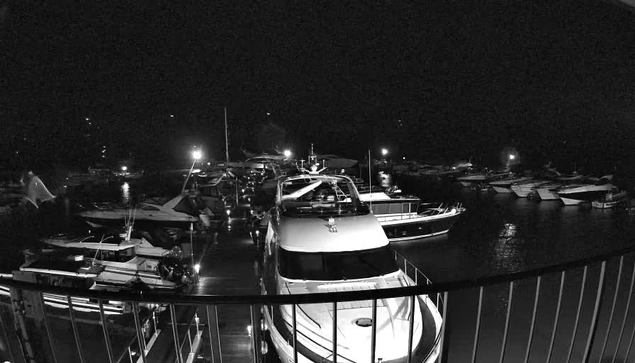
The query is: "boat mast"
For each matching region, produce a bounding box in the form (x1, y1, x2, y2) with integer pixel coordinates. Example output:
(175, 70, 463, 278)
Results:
(224, 107, 229, 163)
(368, 149, 372, 208)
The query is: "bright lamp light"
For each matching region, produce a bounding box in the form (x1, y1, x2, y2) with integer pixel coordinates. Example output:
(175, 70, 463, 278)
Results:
(192, 150, 202, 160)
(381, 148, 389, 156)
(509, 154, 515, 160)
(121, 166, 128, 171)
(283, 149, 292, 158)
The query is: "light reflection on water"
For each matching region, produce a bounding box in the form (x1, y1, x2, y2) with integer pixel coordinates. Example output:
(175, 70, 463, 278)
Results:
(121, 181, 130, 204)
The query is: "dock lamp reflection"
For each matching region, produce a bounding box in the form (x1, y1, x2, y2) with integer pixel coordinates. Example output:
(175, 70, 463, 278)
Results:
(181, 150, 203, 194)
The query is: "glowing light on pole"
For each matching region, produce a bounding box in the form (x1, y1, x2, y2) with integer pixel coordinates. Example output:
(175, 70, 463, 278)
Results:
(283, 149, 292, 159)
(381, 148, 389, 157)
(182, 150, 203, 194)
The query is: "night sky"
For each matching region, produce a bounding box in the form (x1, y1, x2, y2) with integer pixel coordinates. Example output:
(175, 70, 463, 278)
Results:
(3, 1, 635, 172)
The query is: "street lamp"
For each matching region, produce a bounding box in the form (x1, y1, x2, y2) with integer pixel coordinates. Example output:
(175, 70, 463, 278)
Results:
(182, 150, 203, 194)
(283, 149, 292, 159)
(506, 153, 516, 171)
(381, 148, 389, 157)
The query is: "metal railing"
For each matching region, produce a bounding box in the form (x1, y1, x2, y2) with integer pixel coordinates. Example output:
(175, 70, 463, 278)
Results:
(2, 245, 635, 363)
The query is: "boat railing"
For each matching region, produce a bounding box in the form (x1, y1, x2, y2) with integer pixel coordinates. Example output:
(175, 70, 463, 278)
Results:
(3, 244, 635, 363)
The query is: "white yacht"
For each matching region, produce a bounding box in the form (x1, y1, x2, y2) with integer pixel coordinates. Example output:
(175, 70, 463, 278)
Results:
(359, 191, 464, 241)
(558, 181, 619, 205)
(511, 180, 549, 198)
(535, 182, 563, 200)
(261, 172, 443, 363)
(456, 172, 488, 187)
(37, 225, 197, 290)
(77, 192, 212, 230)
(489, 175, 533, 193)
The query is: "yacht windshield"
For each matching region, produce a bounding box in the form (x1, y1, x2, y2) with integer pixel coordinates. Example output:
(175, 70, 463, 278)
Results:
(280, 177, 369, 217)
(278, 246, 398, 280)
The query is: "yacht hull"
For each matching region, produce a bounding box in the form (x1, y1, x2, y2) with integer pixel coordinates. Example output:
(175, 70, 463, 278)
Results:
(536, 188, 560, 201)
(78, 212, 199, 229)
(378, 210, 463, 241)
(560, 197, 585, 206)
(263, 293, 441, 363)
(492, 186, 514, 194)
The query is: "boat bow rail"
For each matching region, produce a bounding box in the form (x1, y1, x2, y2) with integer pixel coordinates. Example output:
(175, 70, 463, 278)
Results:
(2, 245, 635, 363)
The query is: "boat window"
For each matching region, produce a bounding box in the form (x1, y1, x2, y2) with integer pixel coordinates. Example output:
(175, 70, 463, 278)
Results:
(280, 177, 369, 217)
(278, 246, 398, 280)
(140, 205, 160, 211)
(173, 196, 205, 216)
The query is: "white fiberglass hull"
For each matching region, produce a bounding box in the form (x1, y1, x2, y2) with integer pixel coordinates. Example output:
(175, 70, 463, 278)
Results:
(536, 187, 560, 200)
(263, 277, 442, 363)
(560, 197, 585, 206)
(492, 186, 514, 194)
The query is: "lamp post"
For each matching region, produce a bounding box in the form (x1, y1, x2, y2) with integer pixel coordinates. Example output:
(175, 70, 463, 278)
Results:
(506, 153, 515, 170)
(283, 149, 292, 159)
(182, 150, 203, 194)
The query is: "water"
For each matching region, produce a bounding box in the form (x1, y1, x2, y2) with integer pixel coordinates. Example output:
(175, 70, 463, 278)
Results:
(393, 175, 635, 283)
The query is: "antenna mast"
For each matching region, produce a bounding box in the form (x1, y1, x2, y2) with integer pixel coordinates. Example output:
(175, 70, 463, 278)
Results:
(224, 107, 229, 163)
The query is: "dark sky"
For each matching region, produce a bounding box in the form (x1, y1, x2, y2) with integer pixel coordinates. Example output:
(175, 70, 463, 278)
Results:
(3, 1, 635, 171)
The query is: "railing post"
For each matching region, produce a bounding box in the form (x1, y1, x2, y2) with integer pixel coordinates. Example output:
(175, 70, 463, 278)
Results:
(98, 300, 115, 363)
(566, 265, 588, 363)
(170, 304, 184, 363)
(582, 261, 607, 363)
(38, 293, 58, 363)
(332, 301, 338, 363)
(599, 256, 623, 363)
(250, 304, 260, 363)
(407, 294, 416, 363)
(611, 260, 635, 363)
(67, 296, 86, 363)
(206, 304, 222, 363)
(292, 304, 298, 363)
(523, 276, 541, 363)
(370, 299, 378, 363)
(546, 271, 566, 363)
(132, 302, 148, 363)
(498, 281, 514, 363)
(471, 286, 484, 363)
(438, 291, 450, 363)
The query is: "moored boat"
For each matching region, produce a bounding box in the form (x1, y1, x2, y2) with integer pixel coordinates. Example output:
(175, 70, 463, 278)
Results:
(359, 191, 465, 241)
(558, 176, 618, 206)
(76, 192, 213, 230)
(591, 190, 629, 209)
(511, 180, 549, 198)
(261, 171, 443, 363)
(489, 175, 533, 193)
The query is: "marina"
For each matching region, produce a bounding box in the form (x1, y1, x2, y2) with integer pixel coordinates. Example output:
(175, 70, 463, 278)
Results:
(4, 0, 635, 361)
(2, 157, 635, 363)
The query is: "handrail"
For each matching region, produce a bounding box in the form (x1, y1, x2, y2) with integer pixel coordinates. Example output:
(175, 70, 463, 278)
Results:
(2, 243, 634, 305)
